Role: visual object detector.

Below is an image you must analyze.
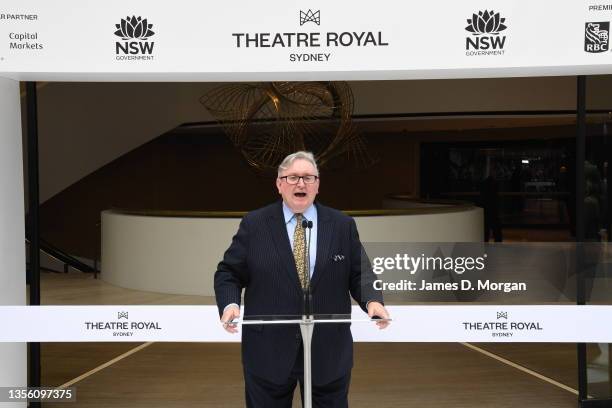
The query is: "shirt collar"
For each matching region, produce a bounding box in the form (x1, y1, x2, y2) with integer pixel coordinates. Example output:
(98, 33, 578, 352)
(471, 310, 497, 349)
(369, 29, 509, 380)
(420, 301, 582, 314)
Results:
(282, 201, 317, 224)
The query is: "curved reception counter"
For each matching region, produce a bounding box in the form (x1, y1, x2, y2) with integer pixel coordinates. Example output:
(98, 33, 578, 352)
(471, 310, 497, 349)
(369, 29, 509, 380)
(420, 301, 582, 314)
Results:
(101, 202, 483, 296)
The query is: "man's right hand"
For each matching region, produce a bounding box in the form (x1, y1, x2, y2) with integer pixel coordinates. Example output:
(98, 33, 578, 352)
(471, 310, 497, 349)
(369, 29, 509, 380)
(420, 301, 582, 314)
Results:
(220, 305, 240, 334)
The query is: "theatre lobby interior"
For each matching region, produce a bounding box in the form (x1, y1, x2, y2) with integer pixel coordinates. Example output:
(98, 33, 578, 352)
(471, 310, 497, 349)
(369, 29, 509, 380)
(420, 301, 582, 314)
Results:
(15, 77, 612, 407)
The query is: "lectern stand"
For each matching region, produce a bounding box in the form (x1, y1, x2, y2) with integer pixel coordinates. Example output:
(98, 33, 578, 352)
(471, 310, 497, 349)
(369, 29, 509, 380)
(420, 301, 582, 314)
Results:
(237, 313, 390, 408)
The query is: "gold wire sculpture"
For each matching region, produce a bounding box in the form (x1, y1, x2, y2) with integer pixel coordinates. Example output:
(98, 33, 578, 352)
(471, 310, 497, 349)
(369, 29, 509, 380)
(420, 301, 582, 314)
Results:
(199, 82, 374, 172)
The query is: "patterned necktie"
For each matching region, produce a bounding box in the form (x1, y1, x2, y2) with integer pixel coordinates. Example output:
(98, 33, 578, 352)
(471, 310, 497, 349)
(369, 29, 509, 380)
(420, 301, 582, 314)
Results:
(292, 213, 306, 288)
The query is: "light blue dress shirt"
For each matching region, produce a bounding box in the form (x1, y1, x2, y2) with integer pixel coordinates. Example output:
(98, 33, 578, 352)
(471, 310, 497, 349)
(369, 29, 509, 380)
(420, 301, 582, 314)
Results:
(283, 202, 317, 278)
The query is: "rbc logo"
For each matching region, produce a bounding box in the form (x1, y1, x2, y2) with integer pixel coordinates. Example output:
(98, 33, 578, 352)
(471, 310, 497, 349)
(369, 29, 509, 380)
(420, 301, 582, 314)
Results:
(585, 22, 610, 53)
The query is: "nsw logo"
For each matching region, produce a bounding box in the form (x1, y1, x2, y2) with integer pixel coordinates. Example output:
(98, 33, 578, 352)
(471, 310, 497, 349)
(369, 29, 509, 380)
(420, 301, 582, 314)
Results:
(465, 10, 507, 55)
(114, 15, 155, 60)
(585, 22, 609, 53)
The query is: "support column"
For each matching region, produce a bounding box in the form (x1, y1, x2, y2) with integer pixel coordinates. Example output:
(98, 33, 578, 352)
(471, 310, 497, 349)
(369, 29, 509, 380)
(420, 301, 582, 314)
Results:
(0, 77, 27, 408)
(576, 75, 588, 405)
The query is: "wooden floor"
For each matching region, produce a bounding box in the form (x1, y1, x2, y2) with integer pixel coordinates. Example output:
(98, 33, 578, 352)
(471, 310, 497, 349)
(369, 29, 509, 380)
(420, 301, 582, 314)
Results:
(37, 272, 581, 407)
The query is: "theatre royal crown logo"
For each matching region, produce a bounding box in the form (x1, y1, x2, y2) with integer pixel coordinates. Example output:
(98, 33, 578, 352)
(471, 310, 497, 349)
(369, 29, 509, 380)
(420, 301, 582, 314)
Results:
(114, 15, 155, 61)
(465, 10, 507, 56)
(584, 22, 610, 53)
(300, 10, 320, 26)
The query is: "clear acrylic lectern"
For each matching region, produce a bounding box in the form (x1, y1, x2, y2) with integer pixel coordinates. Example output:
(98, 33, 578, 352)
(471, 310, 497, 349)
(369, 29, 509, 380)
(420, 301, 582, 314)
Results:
(231, 313, 391, 408)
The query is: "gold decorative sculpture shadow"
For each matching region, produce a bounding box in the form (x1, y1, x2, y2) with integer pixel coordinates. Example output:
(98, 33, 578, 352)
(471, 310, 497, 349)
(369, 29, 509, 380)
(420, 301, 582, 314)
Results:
(199, 82, 374, 172)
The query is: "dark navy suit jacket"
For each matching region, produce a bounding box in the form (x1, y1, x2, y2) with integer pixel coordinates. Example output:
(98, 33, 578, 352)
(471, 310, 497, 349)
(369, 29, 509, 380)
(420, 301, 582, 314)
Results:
(214, 201, 383, 385)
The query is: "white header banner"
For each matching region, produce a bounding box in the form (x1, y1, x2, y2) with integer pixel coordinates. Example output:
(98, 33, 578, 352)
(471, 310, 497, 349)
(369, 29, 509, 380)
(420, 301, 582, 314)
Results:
(0, 305, 610, 342)
(1, 1, 612, 80)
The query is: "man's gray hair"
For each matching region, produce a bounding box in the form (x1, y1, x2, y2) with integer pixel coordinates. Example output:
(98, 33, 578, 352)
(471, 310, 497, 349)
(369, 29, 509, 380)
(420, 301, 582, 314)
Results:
(277, 151, 319, 177)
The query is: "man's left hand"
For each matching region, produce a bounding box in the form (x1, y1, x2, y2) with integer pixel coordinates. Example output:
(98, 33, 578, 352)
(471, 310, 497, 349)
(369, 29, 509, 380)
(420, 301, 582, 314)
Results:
(367, 301, 390, 329)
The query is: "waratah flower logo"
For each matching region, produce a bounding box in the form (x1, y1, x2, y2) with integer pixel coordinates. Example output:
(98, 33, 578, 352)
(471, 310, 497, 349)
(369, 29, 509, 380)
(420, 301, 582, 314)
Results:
(465, 10, 507, 35)
(114, 16, 155, 40)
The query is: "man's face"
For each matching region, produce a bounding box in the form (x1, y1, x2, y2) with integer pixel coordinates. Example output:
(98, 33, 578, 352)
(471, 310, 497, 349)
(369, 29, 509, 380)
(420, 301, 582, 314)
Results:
(276, 159, 320, 213)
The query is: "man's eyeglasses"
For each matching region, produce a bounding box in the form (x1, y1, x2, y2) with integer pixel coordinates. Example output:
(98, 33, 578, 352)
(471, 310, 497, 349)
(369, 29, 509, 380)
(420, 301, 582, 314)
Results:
(279, 175, 319, 185)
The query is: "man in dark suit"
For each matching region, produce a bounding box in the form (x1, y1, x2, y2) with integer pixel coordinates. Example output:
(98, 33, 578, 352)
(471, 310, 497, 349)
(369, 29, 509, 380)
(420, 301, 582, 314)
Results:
(215, 151, 390, 407)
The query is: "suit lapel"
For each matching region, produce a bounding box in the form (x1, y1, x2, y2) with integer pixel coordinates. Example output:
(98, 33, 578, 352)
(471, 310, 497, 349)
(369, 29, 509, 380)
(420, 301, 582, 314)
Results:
(267, 201, 303, 294)
(311, 203, 334, 291)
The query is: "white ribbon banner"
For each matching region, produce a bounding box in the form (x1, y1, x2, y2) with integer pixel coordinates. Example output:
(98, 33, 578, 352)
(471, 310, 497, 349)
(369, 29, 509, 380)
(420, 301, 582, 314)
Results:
(0, 305, 610, 342)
